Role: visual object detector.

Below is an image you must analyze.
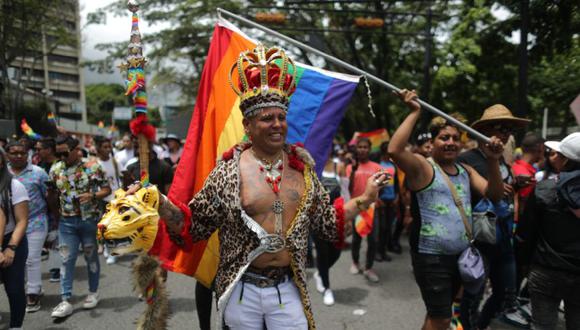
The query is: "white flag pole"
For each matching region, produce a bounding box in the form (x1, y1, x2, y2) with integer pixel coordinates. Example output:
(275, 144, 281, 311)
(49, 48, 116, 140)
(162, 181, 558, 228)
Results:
(217, 8, 491, 143)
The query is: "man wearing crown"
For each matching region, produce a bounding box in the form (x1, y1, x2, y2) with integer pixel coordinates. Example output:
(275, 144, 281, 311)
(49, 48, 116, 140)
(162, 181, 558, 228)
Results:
(126, 45, 389, 329)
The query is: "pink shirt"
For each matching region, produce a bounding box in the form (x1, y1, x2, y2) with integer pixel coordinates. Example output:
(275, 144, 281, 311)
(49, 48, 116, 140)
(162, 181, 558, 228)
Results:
(346, 161, 383, 198)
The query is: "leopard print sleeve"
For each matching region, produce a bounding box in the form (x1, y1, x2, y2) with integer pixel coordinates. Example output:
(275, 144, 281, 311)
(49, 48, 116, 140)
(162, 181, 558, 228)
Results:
(188, 162, 227, 242)
(309, 170, 338, 242)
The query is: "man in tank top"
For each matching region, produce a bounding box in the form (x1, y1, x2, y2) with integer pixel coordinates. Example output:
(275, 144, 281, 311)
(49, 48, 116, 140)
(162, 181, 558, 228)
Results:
(388, 89, 505, 330)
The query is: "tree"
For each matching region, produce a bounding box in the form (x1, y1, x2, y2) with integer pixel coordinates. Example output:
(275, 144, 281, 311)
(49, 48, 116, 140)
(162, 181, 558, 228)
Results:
(87, 0, 580, 139)
(85, 83, 129, 124)
(0, 0, 75, 121)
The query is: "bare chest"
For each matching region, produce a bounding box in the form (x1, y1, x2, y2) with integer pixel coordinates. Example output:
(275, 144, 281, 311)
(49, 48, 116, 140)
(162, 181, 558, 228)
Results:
(239, 155, 305, 229)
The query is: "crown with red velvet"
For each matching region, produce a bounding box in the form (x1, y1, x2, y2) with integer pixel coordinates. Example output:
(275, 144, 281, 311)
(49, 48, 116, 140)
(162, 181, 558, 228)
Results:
(229, 44, 297, 117)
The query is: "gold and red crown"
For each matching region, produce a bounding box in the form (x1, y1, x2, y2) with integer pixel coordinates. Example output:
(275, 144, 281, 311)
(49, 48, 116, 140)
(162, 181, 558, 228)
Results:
(229, 44, 297, 117)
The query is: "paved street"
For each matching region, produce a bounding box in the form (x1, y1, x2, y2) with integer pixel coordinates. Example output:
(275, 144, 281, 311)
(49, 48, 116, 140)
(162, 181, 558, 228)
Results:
(0, 239, 562, 329)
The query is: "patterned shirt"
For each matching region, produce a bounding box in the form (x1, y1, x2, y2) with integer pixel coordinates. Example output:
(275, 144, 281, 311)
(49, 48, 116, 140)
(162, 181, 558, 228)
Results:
(411, 163, 472, 255)
(49, 158, 109, 220)
(10, 163, 49, 233)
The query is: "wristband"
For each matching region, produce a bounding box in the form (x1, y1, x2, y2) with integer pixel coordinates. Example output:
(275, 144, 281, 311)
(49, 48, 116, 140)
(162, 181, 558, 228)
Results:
(6, 244, 17, 251)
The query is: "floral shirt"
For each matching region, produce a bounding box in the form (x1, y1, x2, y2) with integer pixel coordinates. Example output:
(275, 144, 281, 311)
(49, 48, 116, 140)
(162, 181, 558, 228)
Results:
(10, 164, 49, 233)
(49, 158, 109, 220)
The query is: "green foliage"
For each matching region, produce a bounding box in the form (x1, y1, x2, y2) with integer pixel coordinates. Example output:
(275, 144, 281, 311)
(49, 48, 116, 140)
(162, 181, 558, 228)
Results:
(85, 83, 129, 125)
(87, 0, 580, 139)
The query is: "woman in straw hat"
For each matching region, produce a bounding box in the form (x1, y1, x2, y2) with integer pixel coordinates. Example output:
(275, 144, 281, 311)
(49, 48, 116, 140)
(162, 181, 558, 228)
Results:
(458, 104, 531, 329)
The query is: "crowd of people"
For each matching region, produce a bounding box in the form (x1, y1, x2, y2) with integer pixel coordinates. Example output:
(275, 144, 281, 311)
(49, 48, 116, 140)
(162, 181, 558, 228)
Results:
(0, 83, 578, 330)
(0, 102, 578, 330)
(0, 132, 183, 329)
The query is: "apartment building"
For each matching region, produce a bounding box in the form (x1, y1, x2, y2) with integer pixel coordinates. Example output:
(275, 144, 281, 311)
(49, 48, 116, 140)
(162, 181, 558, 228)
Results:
(9, 0, 86, 123)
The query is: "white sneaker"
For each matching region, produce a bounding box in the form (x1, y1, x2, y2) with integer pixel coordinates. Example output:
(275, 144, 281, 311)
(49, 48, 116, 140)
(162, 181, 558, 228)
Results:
(313, 271, 325, 293)
(51, 300, 73, 318)
(363, 269, 379, 283)
(82, 292, 99, 309)
(323, 289, 335, 306)
(350, 263, 361, 275)
(106, 255, 117, 265)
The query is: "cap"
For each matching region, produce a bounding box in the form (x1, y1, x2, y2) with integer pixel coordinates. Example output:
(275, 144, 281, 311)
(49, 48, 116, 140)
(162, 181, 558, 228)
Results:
(545, 132, 580, 162)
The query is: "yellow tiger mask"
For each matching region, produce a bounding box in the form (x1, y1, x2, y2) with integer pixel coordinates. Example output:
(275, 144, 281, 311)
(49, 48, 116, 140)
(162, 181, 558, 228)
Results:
(97, 186, 160, 256)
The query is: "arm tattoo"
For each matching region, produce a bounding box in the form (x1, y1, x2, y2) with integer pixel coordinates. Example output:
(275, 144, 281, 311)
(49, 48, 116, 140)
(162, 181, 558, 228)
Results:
(159, 194, 185, 244)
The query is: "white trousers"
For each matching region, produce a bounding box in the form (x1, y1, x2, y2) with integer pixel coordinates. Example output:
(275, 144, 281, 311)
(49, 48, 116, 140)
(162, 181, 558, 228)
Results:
(224, 278, 308, 330)
(26, 228, 47, 295)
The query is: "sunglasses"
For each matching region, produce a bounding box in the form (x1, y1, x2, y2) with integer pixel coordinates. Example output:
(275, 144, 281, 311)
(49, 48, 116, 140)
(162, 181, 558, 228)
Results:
(489, 124, 512, 134)
(56, 151, 70, 158)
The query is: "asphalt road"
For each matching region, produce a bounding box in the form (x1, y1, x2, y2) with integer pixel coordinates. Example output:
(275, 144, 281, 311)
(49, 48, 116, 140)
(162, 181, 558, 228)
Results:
(0, 239, 563, 329)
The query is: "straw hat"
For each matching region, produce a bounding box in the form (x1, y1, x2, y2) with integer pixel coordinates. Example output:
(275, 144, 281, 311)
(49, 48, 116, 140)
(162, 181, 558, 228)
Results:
(471, 104, 531, 130)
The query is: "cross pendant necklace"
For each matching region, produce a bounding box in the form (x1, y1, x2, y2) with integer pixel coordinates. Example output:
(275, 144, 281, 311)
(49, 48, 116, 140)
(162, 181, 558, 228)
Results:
(252, 149, 286, 241)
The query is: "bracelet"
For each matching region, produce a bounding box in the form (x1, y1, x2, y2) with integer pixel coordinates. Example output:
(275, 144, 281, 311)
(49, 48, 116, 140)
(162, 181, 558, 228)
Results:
(6, 244, 17, 251)
(355, 198, 368, 212)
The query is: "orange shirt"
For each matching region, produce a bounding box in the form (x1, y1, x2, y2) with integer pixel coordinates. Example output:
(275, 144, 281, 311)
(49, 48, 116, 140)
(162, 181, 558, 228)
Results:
(346, 160, 383, 198)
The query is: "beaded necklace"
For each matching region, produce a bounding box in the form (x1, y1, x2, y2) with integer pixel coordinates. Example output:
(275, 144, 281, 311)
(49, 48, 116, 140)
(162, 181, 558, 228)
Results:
(250, 148, 286, 252)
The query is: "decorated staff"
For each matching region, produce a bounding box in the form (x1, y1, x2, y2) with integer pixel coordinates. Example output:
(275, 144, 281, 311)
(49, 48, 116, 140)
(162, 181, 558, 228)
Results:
(98, 1, 167, 329)
(120, 0, 155, 187)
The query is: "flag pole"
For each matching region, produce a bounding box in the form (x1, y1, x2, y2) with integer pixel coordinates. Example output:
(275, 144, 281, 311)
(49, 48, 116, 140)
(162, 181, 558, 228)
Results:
(217, 8, 490, 144)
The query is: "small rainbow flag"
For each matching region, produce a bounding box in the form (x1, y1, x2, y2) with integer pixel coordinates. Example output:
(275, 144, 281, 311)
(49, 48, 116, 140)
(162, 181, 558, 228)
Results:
(20, 119, 42, 140)
(355, 203, 375, 237)
(47, 112, 57, 125)
(349, 128, 390, 153)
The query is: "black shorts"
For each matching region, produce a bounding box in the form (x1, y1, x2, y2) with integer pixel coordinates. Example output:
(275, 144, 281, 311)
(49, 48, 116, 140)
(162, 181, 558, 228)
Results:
(411, 252, 462, 319)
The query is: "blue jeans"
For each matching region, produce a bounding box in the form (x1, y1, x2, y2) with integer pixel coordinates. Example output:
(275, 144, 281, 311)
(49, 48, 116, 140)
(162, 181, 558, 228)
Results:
(58, 216, 100, 300)
(460, 237, 517, 329)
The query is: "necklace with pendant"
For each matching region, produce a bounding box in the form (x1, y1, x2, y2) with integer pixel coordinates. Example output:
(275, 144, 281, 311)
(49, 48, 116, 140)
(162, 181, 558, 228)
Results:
(251, 148, 286, 252)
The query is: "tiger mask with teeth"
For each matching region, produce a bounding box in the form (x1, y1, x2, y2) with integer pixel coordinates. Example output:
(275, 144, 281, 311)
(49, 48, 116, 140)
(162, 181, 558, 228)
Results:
(97, 185, 160, 256)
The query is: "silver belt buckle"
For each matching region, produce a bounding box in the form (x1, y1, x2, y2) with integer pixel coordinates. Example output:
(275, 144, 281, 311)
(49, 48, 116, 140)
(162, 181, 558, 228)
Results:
(260, 234, 285, 253)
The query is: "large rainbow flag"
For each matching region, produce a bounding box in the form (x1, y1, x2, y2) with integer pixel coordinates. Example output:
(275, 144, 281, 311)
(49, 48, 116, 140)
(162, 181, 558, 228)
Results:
(150, 18, 360, 286)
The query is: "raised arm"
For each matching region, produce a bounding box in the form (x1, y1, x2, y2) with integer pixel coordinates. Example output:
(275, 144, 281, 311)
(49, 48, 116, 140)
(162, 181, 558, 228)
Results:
(388, 89, 433, 191)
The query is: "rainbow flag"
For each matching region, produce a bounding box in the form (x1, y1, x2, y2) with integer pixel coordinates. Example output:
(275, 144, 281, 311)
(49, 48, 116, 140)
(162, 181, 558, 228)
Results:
(47, 112, 57, 125)
(20, 119, 42, 140)
(355, 203, 375, 237)
(349, 128, 390, 153)
(150, 18, 360, 286)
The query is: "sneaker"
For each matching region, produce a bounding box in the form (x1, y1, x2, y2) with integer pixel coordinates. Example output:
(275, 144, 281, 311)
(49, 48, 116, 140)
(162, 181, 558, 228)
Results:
(363, 269, 380, 283)
(51, 300, 73, 318)
(500, 309, 530, 328)
(49, 268, 60, 282)
(26, 294, 41, 313)
(519, 302, 532, 320)
(41, 248, 49, 261)
(350, 263, 361, 275)
(83, 292, 99, 309)
(313, 271, 325, 293)
(323, 288, 335, 306)
(106, 255, 117, 265)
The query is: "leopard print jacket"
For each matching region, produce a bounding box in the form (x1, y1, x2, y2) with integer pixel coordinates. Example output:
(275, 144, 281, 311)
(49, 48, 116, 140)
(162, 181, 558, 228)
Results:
(187, 142, 338, 330)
